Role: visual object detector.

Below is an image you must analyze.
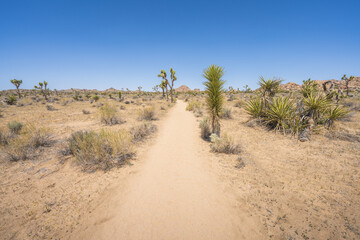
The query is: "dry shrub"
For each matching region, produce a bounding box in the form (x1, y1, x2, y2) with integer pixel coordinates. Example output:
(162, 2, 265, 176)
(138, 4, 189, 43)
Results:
(4, 124, 53, 161)
(221, 107, 232, 119)
(234, 100, 245, 108)
(82, 109, 90, 114)
(186, 100, 201, 112)
(138, 107, 156, 121)
(99, 103, 123, 125)
(68, 129, 134, 171)
(0, 128, 12, 146)
(46, 104, 56, 111)
(199, 118, 211, 140)
(130, 123, 157, 142)
(7, 121, 23, 134)
(210, 133, 241, 154)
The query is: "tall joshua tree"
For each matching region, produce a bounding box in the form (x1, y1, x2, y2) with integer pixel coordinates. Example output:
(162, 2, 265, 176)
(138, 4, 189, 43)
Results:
(34, 81, 49, 100)
(341, 74, 354, 96)
(157, 70, 169, 101)
(203, 64, 225, 136)
(168, 68, 177, 103)
(10, 79, 23, 98)
(160, 80, 167, 98)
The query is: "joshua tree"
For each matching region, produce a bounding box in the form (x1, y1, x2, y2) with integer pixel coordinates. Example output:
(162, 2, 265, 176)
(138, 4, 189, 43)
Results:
(301, 78, 318, 98)
(34, 81, 49, 100)
(243, 84, 251, 93)
(157, 70, 169, 101)
(168, 68, 177, 102)
(160, 80, 167, 98)
(152, 85, 159, 93)
(10, 79, 23, 98)
(341, 74, 354, 96)
(203, 64, 225, 136)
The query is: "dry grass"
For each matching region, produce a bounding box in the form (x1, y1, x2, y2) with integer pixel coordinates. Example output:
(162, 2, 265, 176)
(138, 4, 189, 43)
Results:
(209, 133, 241, 154)
(68, 129, 134, 171)
(130, 123, 157, 142)
(99, 103, 123, 125)
(137, 106, 157, 121)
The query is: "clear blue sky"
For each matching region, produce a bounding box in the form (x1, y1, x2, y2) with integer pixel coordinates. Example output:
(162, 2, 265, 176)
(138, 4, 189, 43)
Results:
(1, 0, 359, 91)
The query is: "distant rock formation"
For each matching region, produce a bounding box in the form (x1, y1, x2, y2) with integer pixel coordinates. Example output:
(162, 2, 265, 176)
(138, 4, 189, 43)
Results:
(175, 85, 191, 92)
(279, 82, 301, 91)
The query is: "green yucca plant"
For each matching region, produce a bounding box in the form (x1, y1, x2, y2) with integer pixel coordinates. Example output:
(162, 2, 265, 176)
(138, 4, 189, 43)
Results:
(265, 96, 294, 133)
(325, 105, 350, 129)
(244, 97, 263, 118)
(303, 93, 329, 122)
(258, 76, 282, 100)
(203, 65, 225, 136)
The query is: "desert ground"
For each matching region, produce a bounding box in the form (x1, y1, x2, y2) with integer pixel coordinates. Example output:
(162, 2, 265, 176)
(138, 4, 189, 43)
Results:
(0, 89, 359, 240)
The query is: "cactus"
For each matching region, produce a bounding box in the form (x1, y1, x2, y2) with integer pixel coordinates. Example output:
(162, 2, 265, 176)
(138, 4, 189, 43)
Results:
(34, 81, 49, 100)
(10, 79, 23, 98)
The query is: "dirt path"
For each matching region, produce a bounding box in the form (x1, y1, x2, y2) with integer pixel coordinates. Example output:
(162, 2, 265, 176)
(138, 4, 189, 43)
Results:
(73, 101, 262, 240)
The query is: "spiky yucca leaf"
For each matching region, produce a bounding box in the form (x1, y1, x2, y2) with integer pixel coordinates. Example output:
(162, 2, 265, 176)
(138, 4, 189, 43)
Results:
(244, 97, 263, 118)
(303, 93, 330, 121)
(265, 96, 294, 133)
(203, 65, 225, 136)
(325, 105, 350, 129)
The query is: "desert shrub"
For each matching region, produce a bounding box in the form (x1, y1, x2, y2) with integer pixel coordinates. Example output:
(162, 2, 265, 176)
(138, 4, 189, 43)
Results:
(7, 121, 23, 134)
(0, 128, 12, 146)
(92, 95, 100, 102)
(82, 109, 90, 114)
(138, 107, 156, 121)
(199, 118, 211, 140)
(210, 133, 240, 154)
(4, 124, 53, 161)
(46, 105, 55, 111)
(68, 129, 134, 171)
(244, 97, 264, 118)
(99, 103, 123, 125)
(130, 123, 157, 142)
(6, 95, 17, 105)
(325, 105, 350, 129)
(120, 105, 125, 110)
(221, 107, 232, 119)
(186, 100, 201, 112)
(264, 96, 294, 133)
(234, 100, 245, 108)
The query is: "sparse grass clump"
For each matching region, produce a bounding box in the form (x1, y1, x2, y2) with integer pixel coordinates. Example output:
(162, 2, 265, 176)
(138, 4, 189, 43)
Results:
(4, 124, 53, 161)
(68, 129, 134, 171)
(99, 103, 123, 125)
(6, 95, 17, 105)
(210, 133, 240, 154)
(221, 107, 232, 119)
(46, 105, 56, 111)
(130, 123, 157, 142)
(199, 118, 211, 140)
(186, 100, 201, 112)
(138, 107, 156, 121)
(7, 121, 23, 134)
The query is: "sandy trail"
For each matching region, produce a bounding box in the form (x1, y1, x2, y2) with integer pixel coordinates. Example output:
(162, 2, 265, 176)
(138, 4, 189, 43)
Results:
(74, 101, 261, 240)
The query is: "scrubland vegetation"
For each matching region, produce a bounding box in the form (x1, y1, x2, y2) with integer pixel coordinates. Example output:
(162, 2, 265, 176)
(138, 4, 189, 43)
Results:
(0, 82, 175, 239)
(1, 70, 359, 239)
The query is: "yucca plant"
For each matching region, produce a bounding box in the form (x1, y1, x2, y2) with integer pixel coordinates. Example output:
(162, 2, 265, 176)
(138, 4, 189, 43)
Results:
(244, 97, 264, 119)
(265, 96, 294, 133)
(325, 105, 350, 129)
(303, 93, 329, 122)
(258, 76, 282, 101)
(203, 64, 225, 136)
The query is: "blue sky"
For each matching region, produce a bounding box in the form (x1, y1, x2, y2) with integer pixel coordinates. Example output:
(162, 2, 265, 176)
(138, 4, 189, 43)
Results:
(1, 0, 359, 91)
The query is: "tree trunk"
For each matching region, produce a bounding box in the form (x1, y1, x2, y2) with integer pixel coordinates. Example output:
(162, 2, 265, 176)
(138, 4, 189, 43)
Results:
(16, 87, 21, 98)
(162, 88, 165, 97)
